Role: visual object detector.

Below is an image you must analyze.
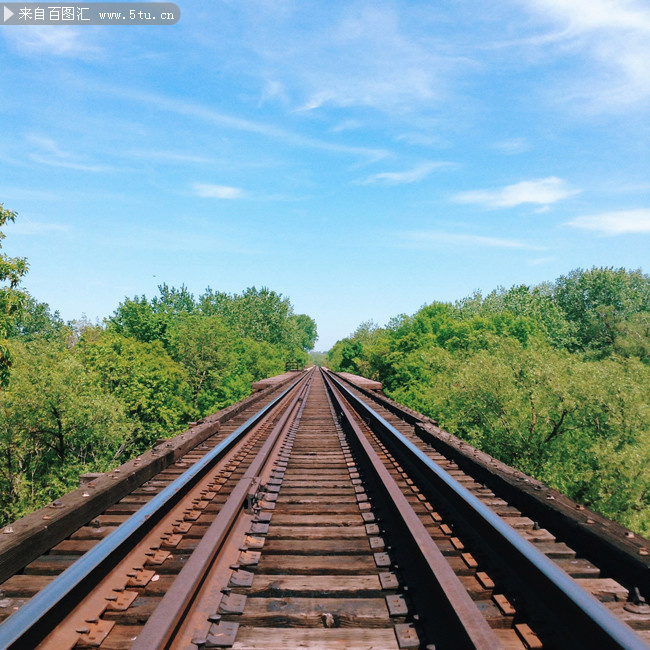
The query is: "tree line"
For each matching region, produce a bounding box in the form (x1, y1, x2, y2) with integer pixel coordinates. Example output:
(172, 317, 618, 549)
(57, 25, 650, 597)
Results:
(327, 268, 650, 535)
(0, 203, 317, 525)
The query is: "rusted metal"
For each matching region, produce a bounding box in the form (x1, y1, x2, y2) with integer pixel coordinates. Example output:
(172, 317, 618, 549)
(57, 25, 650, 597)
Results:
(323, 370, 501, 649)
(0, 372, 309, 649)
(1, 366, 648, 648)
(0, 370, 302, 588)
(325, 369, 648, 650)
(335, 369, 650, 599)
(130, 371, 313, 649)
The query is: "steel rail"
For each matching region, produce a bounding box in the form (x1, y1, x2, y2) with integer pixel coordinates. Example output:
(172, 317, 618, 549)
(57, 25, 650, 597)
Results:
(325, 369, 647, 650)
(322, 370, 501, 649)
(334, 370, 650, 602)
(0, 370, 310, 650)
(131, 373, 313, 649)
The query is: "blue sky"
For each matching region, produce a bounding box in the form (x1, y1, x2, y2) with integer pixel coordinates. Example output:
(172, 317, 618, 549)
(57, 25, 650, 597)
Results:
(1, 0, 649, 349)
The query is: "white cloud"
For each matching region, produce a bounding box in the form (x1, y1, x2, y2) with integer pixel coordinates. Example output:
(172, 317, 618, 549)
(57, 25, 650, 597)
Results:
(528, 257, 556, 266)
(27, 135, 117, 172)
(99, 86, 388, 161)
(493, 138, 530, 155)
(4, 26, 101, 58)
(452, 177, 578, 208)
(259, 80, 288, 106)
(249, 5, 458, 114)
(331, 120, 363, 133)
(567, 209, 650, 235)
(29, 155, 115, 173)
(524, 0, 650, 108)
(128, 150, 215, 165)
(396, 132, 447, 147)
(193, 183, 246, 199)
(356, 162, 452, 185)
(528, 0, 650, 36)
(398, 231, 541, 250)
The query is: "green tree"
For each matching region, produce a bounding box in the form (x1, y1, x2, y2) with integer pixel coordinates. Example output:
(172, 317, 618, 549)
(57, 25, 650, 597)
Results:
(309, 351, 328, 366)
(328, 268, 650, 533)
(0, 340, 130, 523)
(553, 267, 650, 354)
(289, 313, 318, 351)
(457, 284, 576, 349)
(200, 286, 299, 350)
(108, 295, 168, 344)
(167, 315, 237, 414)
(216, 338, 286, 408)
(6, 294, 65, 341)
(78, 330, 191, 452)
(0, 204, 28, 386)
(108, 284, 196, 346)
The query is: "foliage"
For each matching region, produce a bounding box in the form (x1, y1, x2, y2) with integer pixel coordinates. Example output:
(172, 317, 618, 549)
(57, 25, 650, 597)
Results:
(77, 330, 192, 453)
(199, 286, 317, 353)
(290, 313, 319, 352)
(112, 284, 317, 355)
(0, 340, 130, 523)
(0, 204, 28, 387)
(1, 277, 313, 526)
(552, 267, 650, 355)
(327, 268, 650, 535)
(308, 350, 328, 366)
(6, 293, 66, 341)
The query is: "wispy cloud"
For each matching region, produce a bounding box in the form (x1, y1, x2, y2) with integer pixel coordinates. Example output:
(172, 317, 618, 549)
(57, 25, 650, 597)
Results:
(398, 231, 541, 250)
(246, 4, 460, 114)
(452, 177, 578, 208)
(98, 86, 388, 161)
(396, 132, 447, 147)
(259, 80, 288, 106)
(27, 135, 117, 172)
(523, 0, 650, 109)
(528, 256, 556, 266)
(4, 26, 101, 58)
(331, 120, 363, 133)
(356, 162, 453, 185)
(128, 150, 215, 165)
(493, 138, 530, 155)
(0, 187, 61, 202)
(193, 183, 246, 199)
(29, 155, 116, 173)
(567, 209, 650, 235)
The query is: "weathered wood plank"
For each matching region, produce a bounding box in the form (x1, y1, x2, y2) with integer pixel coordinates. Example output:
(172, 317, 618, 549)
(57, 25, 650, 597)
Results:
(0, 573, 54, 596)
(231, 627, 398, 649)
(262, 539, 371, 554)
(101, 624, 143, 650)
(275, 495, 357, 505)
(553, 558, 600, 579)
(50, 540, 99, 555)
(256, 555, 376, 575)
(238, 597, 391, 627)
(275, 488, 355, 496)
(266, 526, 367, 539)
(23, 556, 76, 575)
(247, 574, 382, 596)
(271, 504, 360, 514)
(575, 578, 628, 601)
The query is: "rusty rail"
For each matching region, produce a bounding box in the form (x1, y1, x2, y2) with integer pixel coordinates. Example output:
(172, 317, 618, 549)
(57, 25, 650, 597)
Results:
(0, 372, 310, 649)
(324, 369, 647, 649)
(323, 370, 501, 648)
(131, 373, 313, 648)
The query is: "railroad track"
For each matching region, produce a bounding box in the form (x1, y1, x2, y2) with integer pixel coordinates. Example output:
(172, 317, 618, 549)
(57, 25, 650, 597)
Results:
(0, 367, 648, 648)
